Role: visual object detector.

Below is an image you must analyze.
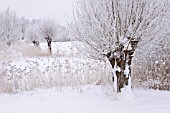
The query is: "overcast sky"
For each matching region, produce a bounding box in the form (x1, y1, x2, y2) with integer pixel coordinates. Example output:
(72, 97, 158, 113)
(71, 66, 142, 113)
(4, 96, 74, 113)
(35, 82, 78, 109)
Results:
(0, 0, 74, 26)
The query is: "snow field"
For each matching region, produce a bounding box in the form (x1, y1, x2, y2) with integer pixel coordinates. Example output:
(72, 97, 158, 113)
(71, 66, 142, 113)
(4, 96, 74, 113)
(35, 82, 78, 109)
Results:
(0, 42, 115, 93)
(0, 86, 170, 113)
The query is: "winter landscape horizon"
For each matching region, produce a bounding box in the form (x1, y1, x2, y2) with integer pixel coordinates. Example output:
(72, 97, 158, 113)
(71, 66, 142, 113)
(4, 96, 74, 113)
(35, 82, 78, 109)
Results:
(0, 0, 73, 26)
(0, 0, 170, 113)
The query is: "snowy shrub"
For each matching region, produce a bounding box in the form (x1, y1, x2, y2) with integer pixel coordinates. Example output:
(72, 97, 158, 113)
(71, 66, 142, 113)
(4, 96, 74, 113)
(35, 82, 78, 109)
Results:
(0, 58, 112, 93)
(132, 44, 170, 90)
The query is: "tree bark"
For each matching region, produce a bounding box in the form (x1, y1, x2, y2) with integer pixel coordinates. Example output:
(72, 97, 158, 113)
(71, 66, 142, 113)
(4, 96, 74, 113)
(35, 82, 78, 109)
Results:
(108, 56, 129, 92)
(47, 41, 52, 54)
(107, 40, 137, 92)
(45, 36, 52, 54)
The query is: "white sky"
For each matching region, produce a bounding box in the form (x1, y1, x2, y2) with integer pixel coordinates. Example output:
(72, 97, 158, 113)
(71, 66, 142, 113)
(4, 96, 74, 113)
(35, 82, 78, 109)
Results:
(0, 0, 74, 26)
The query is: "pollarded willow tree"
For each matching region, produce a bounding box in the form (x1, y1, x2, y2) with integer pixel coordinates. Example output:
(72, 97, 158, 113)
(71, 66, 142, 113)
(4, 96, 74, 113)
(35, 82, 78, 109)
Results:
(72, 0, 169, 92)
(39, 18, 58, 54)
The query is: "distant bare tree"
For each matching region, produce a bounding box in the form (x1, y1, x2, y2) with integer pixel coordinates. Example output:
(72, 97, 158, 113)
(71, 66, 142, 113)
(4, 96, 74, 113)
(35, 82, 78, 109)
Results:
(20, 17, 30, 40)
(26, 25, 40, 46)
(0, 8, 21, 46)
(72, 0, 169, 92)
(39, 19, 58, 54)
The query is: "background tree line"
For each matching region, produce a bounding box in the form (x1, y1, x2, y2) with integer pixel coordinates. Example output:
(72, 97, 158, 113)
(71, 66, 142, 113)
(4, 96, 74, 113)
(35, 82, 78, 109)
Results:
(0, 8, 70, 54)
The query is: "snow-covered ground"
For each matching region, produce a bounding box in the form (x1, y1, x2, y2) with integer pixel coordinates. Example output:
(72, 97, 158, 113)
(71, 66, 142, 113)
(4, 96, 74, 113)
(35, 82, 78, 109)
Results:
(0, 42, 170, 113)
(0, 86, 170, 113)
